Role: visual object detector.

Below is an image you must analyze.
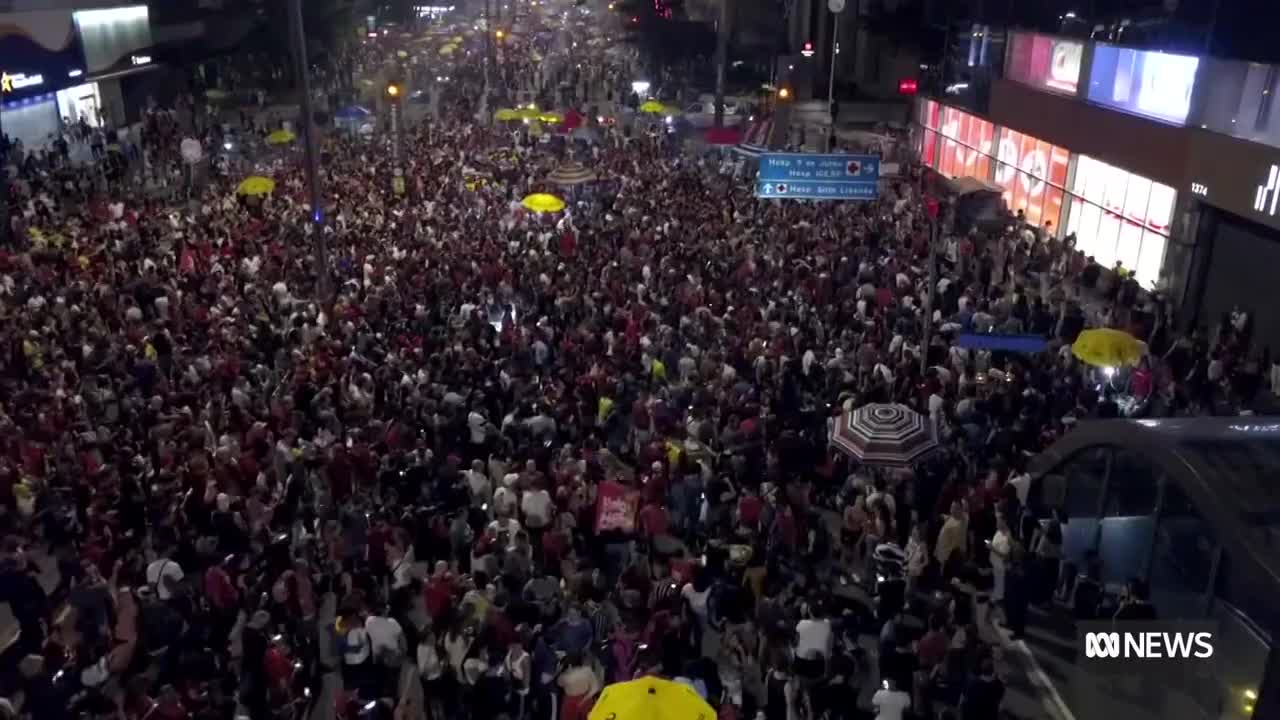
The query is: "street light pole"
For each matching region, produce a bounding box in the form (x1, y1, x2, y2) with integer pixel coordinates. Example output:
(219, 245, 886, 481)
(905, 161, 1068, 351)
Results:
(826, 19, 838, 150)
(387, 82, 405, 198)
(287, 0, 329, 300)
(922, 215, 937, 374)
(484, 0, 494, 120)
(825, 0, 845, 151)
(713, 0, 730, 128)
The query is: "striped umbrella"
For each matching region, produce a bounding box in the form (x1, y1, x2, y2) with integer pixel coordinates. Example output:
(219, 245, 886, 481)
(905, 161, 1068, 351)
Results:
(831, 403, 938, 467)
(547, 162, 597, 185)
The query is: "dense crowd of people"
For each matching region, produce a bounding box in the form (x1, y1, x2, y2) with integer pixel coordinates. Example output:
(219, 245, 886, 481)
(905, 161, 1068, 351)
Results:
(0, 5, 1273, 720)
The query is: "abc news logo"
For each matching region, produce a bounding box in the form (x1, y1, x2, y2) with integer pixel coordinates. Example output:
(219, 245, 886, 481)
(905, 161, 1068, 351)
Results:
(1079, 622, 1216, 669)
(1084, 631, 1213, 659)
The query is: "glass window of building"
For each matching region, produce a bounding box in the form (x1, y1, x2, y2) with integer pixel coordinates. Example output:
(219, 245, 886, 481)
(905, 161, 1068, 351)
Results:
(1063, 447, 1109, 518)
(1149, 481, 1215, 619)
(1044, 447, 1109, 567)
(923, 106, 995, 181)
(1193, 57, 1280, 151)
(994, 128, 1069, 229)
(1097, 449, 1159, 584)
(1065, 155, 1174, 286)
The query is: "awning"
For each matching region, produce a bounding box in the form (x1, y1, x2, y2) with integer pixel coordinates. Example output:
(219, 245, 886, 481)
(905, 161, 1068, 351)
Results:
(941, 175, 1002, 197)
(87, 61, 162, 85)
(731, 143, 766, 158)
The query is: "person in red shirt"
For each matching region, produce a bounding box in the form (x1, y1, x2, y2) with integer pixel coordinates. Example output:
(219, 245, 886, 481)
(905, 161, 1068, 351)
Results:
(637, 501, 669, 540)
(423, 561, 455, 623)
(641, 461, 667, 506)
(736, 487, 764, 532)
(262, 639, 294, 695)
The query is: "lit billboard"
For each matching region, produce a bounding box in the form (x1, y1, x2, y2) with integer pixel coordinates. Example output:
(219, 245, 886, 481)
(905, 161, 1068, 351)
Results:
(1006, 32, 1083, 96)
(1086, 44, 1200, 126)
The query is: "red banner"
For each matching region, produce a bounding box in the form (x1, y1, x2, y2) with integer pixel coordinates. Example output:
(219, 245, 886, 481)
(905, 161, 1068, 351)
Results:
(594, 480, 639, 534)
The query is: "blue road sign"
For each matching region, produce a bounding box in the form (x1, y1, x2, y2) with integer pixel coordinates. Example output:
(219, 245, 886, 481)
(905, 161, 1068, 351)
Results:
(755, 152, 881, 200)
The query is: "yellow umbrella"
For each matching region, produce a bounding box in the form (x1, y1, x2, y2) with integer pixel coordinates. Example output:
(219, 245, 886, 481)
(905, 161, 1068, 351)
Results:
(639, 99, 667, 114)
(396, 49, 409, 58)
(538, 112, 563, 123)
(495, 108, 522, 121)
(237, 176, 276, 197)
(521, 193, 565, 213)
(516, 107, 541, 120)
(589, 678, 715, 720)
(265, 129, 296, 145)
(439, 44, 457, 56)
(1071, 328, 1147, 369)
(452, 35, 464, 42)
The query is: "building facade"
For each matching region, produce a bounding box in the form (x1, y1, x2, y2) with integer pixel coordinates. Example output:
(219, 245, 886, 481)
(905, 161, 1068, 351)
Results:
(913, 30, 1280, 352)
(0, 4, 159, 149)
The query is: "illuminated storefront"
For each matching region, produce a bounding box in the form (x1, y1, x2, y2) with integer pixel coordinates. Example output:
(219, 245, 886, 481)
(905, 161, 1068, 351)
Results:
(993, 128, 1069, 230)
(917, 100, 995, 181)
(1064, 155, 1174, 286)
(917, 99, 940, 168)
(0, 6, 154, 147)
(913, 96, 1175, 287)
(936, 106, 995, 180)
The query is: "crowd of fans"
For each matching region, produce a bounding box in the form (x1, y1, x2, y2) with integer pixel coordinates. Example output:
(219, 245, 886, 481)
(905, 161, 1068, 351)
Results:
(0, 5, 1272, 720)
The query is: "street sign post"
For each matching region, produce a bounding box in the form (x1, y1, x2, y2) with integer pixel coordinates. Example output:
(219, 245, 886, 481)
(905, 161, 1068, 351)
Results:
(755, 152, 880, 200)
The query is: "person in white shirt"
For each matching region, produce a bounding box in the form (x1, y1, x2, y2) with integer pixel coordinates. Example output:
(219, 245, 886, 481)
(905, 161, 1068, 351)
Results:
(506, 637, 533, 717)
(872, 678, 911, 720)
(467, 408, 489, 446)
(366, 611, 406, 665)
(793, 603, 832, 682)
(988, 513, 1013, 614)
(492, 480, 518, 518)
(145, 553, 184, 600)
(521, 484, 554, 530)
(465, 460, 491, 508)
(1008, 468, 1032, 506)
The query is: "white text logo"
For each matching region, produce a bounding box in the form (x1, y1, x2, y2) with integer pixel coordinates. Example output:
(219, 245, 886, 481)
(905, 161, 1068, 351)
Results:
(1255, 164, 1280, 216)
(1085, 631, 1214, 659)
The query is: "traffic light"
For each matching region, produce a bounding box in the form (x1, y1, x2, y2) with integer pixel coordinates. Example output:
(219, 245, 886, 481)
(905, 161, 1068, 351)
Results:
(801, 41, 814, 58)
(386, 83, 401, 98)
